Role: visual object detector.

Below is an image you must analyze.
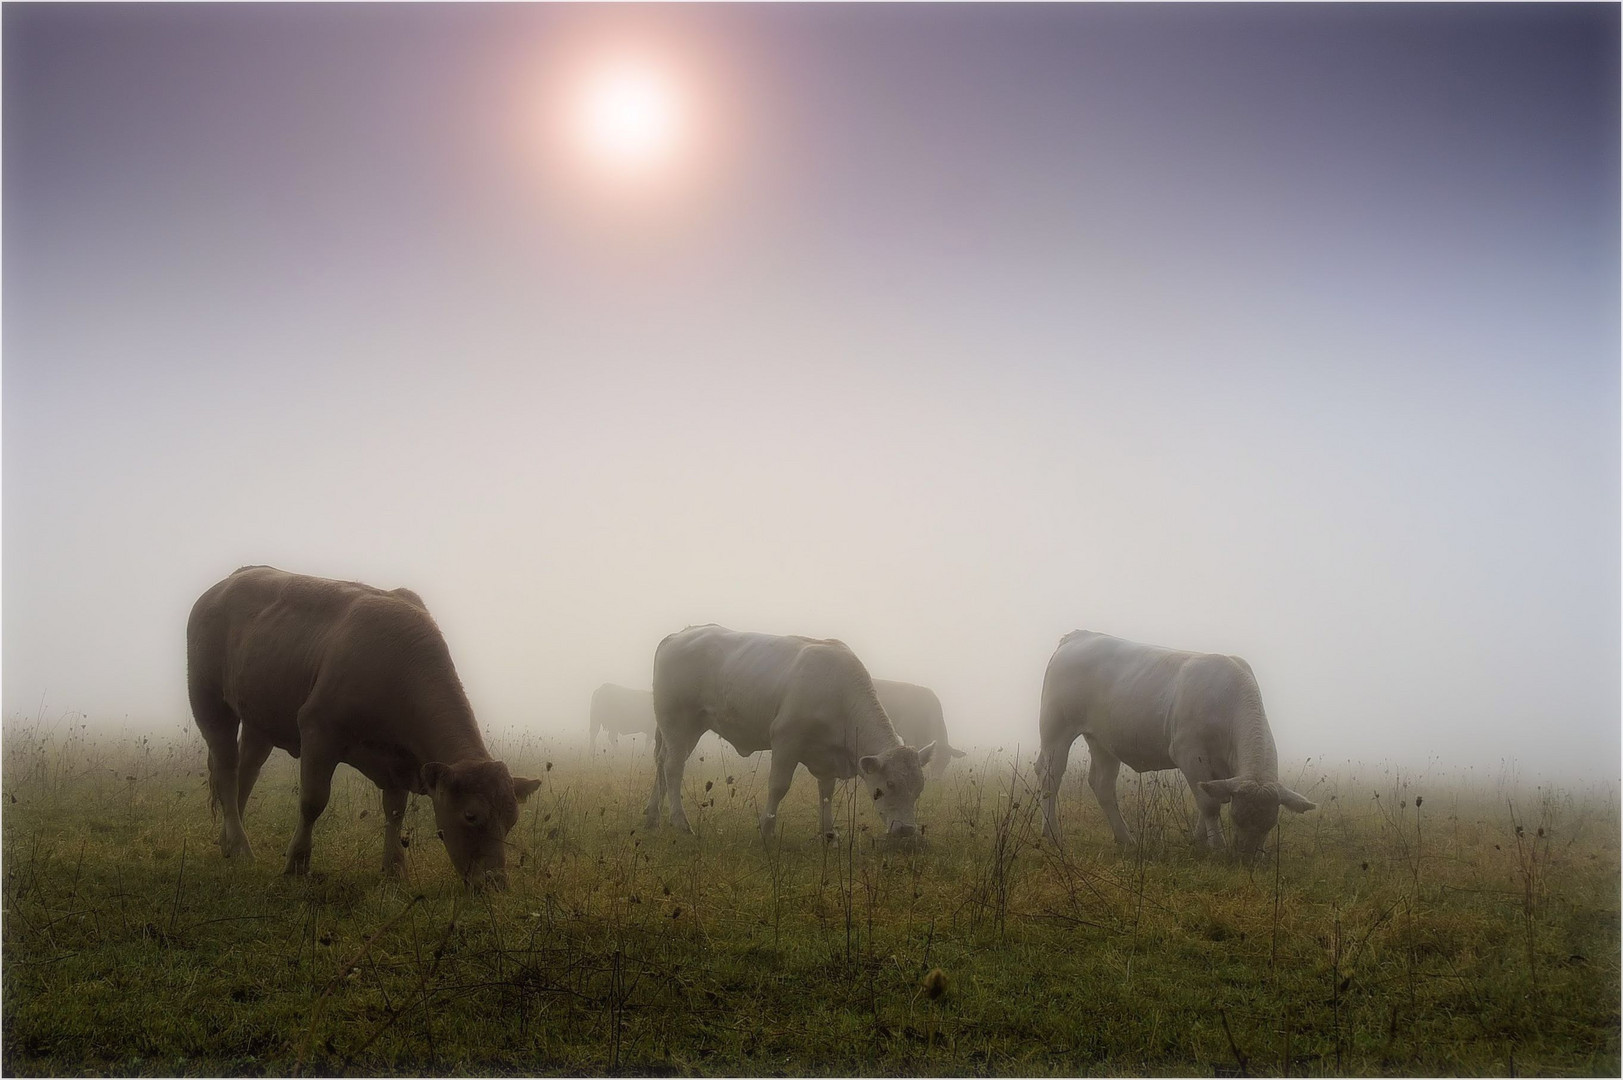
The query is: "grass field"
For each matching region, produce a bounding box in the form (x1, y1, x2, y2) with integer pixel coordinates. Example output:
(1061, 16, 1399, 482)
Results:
(3, 717, 1618, 1077)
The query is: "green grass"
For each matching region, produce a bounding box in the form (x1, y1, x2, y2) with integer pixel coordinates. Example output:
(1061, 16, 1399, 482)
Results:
(4, 719, 1618, 1076)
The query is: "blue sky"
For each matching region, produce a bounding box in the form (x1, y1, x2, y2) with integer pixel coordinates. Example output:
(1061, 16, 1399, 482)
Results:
(5, 3, 1617, 780)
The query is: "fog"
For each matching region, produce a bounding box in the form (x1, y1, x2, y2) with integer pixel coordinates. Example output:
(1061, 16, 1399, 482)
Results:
(5, 5, 1618, 782)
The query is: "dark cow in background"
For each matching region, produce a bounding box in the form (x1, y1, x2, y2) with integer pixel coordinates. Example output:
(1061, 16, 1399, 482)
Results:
(1036, 630, 1314, 860)
(871, 679, 967, 778)
(646, 624, 935, 840)
(590, 683, 657, 750)
(187, 566, 540, 888)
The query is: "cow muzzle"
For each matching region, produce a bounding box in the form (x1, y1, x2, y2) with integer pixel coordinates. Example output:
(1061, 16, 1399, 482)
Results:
(465, 866, 509, 892)
(887, 820, 918, 839)
(470, 864, 506, 889)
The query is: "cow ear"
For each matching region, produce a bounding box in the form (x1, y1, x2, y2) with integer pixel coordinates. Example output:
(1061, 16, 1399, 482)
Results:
(1275, 785, 1316, 814)
(512, 776, 542, 803)
(1199, 778, 1241, 804)
(858, 755, 881, 776)
(421, 762, 450, 792)
(949, 747, 967, 758)
(917, 741, 937, 767)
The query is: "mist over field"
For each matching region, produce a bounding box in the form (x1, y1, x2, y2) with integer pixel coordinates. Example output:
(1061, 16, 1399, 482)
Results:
(4, 4, 1618, 782)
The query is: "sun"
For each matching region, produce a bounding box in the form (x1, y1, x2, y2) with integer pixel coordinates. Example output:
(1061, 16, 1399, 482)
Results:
(573, 61, 684, 178)
(524, 36, 731, 216)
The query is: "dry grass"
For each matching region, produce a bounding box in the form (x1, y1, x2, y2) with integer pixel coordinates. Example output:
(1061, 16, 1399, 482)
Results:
(4, 717, 1618, 1076)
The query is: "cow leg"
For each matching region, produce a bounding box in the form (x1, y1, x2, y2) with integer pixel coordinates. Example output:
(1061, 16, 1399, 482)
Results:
(928, 723, 951, 779)
(643, 727, 668, 829)
(284, 741, 338, 876)
(589, 718, 600, 753)
(1084, 741, 1134, 847)
(381, 786, 409, 876)
(817, 773, 838, 839)
(192, 691, 253, 860)
(659, 723, 703, 834)
(760, 753, 799, 841)
(236, 725, 275, 819)
(1037, 737, 1072, 843)
(1187, 775, 1227, 851)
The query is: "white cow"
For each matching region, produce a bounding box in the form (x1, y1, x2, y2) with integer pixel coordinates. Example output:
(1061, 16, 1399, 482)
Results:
(589, 683, 657, 750)
(1036, 630, 1314, 859)
(645, 625, 935, 839)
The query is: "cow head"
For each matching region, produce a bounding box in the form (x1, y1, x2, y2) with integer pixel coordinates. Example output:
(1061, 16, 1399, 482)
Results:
(421, 759, 542, 888)
(1197, 777, 1317, 860)
(858, 742, 936, 838)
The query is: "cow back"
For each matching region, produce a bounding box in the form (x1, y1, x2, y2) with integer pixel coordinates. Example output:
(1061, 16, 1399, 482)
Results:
(188, 566, 469, 751)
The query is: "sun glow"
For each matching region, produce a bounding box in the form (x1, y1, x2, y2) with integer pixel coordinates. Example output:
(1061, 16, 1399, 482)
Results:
(573, 62, 685, 178)
(519, 32, 738, 226)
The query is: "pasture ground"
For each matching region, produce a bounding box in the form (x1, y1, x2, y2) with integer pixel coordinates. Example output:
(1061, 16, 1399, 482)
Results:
(3, 719, 1618, 1077)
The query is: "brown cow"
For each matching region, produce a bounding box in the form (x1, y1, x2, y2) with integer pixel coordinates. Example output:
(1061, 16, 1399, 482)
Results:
(186, 566, 540, 887)
(871, 680, 968, 779)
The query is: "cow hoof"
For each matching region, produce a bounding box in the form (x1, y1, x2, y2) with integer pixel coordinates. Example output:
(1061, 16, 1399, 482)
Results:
(670, 818, 693, 835)
(283, 854, 311, 876)
(218, 826, 253, 859)
(821, 830, 839, 844)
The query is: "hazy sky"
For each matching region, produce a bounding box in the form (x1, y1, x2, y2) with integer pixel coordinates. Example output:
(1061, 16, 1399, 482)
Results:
(5, 3, 1618, 781)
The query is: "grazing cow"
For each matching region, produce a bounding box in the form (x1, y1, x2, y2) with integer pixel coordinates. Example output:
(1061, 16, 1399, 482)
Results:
(645, 625, 935, 839)
(590, 683, 657, 750)
(186, 566, 540, 887)
(1036, 630, 1314, 859)
(871, 680, 967, 778)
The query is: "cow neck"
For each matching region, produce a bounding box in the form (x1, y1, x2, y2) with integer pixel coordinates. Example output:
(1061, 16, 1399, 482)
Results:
(1231, 700, 1279, 782)
(849, 692, 903, 759)
(408, 678, 491, 766)
(417, 721, 490, 767)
